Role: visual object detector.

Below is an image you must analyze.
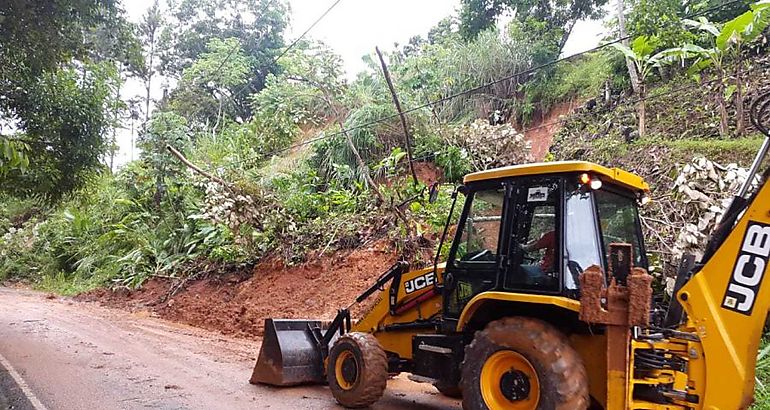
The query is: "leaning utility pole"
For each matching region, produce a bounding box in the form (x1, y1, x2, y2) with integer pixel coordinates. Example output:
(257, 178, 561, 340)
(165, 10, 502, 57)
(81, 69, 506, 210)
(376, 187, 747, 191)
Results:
(375, 47, 419, 187)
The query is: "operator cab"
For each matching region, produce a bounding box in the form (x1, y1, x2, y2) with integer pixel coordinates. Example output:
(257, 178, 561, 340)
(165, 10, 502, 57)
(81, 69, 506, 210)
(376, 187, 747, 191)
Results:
(441, 161, 650, 320)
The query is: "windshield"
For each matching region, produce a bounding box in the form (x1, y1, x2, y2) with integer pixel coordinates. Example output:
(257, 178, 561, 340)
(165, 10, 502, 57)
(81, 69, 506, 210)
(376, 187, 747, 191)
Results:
(595, 190, 646, 268)
(454, 188, 505, 264)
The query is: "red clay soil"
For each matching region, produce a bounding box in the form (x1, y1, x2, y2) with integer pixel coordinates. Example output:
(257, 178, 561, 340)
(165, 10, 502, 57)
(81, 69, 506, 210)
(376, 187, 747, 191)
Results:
(412, 161, 443, 185)
(524, 100, 579, 160)
(79, 241, 399, 340)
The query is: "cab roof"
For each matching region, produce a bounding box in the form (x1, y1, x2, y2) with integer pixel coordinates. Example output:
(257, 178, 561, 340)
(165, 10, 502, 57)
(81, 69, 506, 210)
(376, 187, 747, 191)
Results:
(463, 161, 650, 192)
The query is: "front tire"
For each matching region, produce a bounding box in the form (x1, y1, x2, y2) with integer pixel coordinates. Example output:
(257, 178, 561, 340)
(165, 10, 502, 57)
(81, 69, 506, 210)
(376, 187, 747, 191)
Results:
(460, 317, 589, 410)
(327, 332, 388, 408)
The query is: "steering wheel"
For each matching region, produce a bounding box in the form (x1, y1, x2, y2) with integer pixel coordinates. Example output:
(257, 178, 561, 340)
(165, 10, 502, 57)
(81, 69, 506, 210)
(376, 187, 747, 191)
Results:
(463, 249, 494, 262)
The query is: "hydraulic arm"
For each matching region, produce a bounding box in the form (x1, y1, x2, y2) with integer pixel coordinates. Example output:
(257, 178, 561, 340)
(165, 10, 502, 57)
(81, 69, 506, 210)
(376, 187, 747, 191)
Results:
(676, 92, 770, 409)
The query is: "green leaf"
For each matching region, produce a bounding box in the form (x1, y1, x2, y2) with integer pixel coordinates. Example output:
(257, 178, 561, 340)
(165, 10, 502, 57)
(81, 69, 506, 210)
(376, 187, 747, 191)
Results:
(717, 11, 754, 50)
(724, 84, 737, 100)
(631, 35, 659, 57)
(686, 58, 713, 78)
(683, 18, 720, 37)
(753, 0, 770, 12)
(611, 43, 638, 61)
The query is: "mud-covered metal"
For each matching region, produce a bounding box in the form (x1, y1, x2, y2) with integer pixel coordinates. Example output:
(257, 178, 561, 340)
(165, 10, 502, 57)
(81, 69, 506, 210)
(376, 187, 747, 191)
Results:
(250, 319, 327, 386)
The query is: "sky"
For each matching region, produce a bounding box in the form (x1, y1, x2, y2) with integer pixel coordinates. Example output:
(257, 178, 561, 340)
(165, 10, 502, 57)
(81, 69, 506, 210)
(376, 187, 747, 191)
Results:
(114, 0, 606, 167)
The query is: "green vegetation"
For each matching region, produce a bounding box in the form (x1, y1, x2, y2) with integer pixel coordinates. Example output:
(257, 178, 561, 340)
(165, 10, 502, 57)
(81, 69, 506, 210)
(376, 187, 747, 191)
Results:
(1, 0, 766, 291)
(2, 0, 770, 403)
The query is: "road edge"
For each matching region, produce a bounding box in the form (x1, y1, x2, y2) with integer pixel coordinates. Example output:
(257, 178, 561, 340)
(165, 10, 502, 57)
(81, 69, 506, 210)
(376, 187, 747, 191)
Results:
(0, 352, 48, 410)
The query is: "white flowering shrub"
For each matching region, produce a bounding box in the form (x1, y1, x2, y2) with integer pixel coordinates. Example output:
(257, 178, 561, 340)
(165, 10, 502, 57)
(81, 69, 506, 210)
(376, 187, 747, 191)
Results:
(450, 120, 532, 171)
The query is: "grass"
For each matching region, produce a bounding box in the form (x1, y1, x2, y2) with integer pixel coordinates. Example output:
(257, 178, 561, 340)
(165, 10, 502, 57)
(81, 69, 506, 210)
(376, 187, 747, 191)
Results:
(661, 135, 766, 164)
(755, 339, 770, 409)
(35, 272, 109, 296)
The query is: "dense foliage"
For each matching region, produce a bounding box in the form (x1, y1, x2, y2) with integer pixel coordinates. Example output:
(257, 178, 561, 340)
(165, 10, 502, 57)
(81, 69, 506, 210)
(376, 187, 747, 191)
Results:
(0, 1, 139, 200)
(2, 0, 766, 288)
(4, 0, 770, 401)
(2, 1, 770, 400)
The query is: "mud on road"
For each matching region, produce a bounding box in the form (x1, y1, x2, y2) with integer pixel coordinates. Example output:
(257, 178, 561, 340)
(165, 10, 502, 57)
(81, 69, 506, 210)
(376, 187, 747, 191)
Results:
(0, 288, 460, 410)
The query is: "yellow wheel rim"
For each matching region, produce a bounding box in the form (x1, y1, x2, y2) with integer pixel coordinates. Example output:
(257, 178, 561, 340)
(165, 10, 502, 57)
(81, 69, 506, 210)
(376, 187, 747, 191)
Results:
(334, 350, 358, 391)
(480, 350, 540, 410)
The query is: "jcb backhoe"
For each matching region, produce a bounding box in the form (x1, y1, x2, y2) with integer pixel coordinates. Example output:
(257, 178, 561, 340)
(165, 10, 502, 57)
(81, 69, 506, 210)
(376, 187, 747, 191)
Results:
(250, 93, 770, 410)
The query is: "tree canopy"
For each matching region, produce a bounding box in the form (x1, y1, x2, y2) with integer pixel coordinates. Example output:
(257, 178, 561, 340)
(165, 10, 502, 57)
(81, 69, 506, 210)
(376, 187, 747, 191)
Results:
(0, 0, 138, 200)
(459, 0, 608, 53)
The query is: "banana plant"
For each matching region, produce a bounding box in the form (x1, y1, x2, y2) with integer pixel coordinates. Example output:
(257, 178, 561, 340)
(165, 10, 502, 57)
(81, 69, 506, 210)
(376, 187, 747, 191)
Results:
(677, 1, 770, 137)
(612, 35, 676, 138)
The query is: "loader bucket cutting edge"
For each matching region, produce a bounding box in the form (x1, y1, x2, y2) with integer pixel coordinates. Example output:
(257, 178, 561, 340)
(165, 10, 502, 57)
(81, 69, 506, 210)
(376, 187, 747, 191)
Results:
(250, 318, 327, 386)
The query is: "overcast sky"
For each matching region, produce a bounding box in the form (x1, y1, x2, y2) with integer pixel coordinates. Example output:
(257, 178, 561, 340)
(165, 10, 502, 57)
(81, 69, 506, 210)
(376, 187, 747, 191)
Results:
(114, 0, 605, 167)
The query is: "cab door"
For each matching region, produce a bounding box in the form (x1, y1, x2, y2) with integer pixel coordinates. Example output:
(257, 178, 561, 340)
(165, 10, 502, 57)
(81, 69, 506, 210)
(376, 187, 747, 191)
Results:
(441, 181, 512, 325)
(504, 177, 562, 293)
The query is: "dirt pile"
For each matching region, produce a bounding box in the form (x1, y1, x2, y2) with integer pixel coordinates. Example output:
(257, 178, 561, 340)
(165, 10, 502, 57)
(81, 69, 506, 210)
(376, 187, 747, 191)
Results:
(524, 100, 579, 160)
(79, 241, 399, 339)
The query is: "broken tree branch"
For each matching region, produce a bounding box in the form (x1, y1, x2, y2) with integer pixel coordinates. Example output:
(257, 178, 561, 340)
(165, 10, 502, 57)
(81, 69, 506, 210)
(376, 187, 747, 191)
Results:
(166, 144, 236, 194)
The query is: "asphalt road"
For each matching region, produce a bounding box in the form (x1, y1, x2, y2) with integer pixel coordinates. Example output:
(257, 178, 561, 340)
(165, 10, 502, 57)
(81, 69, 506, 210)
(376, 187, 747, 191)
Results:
(0, 364, 35, 410)
(0, 288, 461, 410)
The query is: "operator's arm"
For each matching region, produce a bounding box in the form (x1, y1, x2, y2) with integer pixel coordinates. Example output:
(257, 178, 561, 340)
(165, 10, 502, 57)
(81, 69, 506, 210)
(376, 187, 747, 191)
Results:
(521, 231, 555, 252)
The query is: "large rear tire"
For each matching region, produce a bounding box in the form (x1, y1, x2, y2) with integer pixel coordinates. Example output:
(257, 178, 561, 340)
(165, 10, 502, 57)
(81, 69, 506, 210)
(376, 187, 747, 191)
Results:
(460, 317, 589, 410)
(327, 332, 388, 408)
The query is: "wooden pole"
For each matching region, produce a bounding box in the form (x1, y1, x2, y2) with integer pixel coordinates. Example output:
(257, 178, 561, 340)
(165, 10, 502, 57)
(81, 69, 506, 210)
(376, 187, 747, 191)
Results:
(375, 47, 419, 187)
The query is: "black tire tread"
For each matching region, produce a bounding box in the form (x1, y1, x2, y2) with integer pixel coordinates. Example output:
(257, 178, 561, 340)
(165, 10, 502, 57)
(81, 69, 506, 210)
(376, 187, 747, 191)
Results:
(460, 317, 589, 410)
(328, 332, 388, 408)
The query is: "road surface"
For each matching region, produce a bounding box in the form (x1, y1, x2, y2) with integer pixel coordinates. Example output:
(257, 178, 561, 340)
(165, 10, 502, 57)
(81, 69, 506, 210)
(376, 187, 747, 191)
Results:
(0, 288, 461, 410)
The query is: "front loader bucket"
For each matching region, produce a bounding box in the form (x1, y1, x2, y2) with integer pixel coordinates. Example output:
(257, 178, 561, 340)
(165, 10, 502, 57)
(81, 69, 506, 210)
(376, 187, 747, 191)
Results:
(250, 319, 327, 386)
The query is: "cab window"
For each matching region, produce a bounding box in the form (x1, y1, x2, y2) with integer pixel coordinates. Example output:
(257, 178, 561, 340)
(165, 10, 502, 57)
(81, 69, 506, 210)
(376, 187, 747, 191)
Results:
(595, 190, 646, 268)
(564, 187, 603, 290)
(507, 179, 560, 291)
(454, 188, 505, 264)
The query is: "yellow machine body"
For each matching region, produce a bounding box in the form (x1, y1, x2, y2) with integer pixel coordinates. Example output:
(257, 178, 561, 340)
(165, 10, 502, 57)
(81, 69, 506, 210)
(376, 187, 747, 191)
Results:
(676, 178, 770, 409)
(350, 161, 770, 409)
(352, 264, 445, 358)
(253, 159, 770, 410)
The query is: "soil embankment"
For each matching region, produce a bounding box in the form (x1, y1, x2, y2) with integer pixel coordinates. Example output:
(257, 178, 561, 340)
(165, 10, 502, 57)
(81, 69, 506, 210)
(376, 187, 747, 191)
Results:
(79, 241, 399, 339)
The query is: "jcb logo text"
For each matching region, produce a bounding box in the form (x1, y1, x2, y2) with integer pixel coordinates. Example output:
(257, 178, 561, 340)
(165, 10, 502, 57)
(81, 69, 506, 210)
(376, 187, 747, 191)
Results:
(723, 222, 770, 315)
(405, 272, 436, 294)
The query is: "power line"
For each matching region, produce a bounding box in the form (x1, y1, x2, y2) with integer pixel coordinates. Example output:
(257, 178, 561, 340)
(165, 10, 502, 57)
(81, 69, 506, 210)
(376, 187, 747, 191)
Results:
(182, 0, 343, 125)
(275, 0, 343, 63)
(224, 0, 344, 107)
(207, 0, 747, 168)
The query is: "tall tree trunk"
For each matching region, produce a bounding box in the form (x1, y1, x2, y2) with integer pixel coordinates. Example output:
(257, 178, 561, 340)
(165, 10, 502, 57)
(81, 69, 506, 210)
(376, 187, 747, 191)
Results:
(716, 73, 730, 137)
(144, 32, 156, 123)
(130, 120, 135, 162)
(638, 83, 646, 139)
(735, 56, 745, 137)
(617, 0, 641, 94)
(110, 74, 122, 173)
(212, 92, 223, 139)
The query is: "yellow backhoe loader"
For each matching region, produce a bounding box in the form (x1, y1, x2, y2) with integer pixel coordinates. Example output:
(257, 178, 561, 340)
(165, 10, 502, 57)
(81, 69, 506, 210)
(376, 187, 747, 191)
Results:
(250, 93, 770, 410)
